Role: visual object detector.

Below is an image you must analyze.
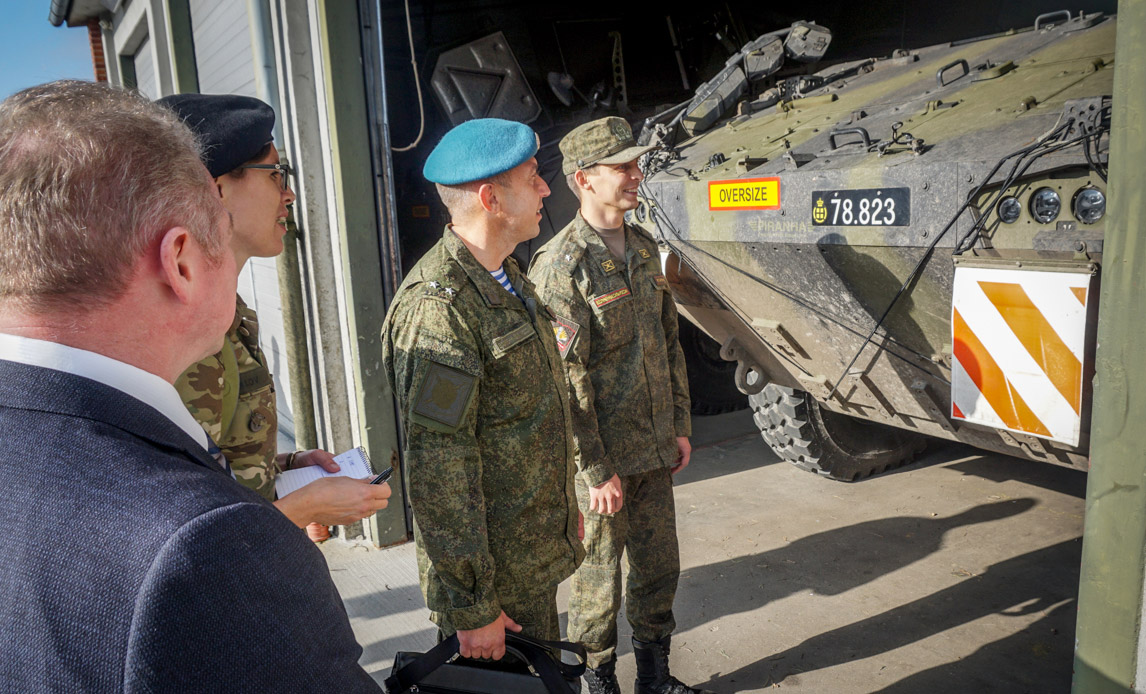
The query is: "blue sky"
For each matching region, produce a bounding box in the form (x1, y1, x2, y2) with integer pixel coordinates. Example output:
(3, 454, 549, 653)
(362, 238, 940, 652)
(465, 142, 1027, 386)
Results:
(0, 4, 94, 99)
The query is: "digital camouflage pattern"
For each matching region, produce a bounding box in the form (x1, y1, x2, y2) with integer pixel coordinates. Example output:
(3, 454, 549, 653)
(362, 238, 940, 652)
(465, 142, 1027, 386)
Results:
(530, 212, 691, 668)
(529, 213, 692, 487)
(176, 296, 278, 500)
(499, 584, 560, 642)
(381, 227, 584, 635)
(569, 468, 679, 667)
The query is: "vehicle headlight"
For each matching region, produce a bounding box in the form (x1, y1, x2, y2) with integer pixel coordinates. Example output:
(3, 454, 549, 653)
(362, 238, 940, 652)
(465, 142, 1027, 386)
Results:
(997, 196, 1022, 224)
(1029, 187, 1061, 224)
(1072, 187, 1105, 224)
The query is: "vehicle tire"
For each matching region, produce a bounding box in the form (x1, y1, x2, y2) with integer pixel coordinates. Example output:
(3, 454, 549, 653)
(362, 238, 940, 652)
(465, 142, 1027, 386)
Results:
(751, 383, 926, 481)
(678, 318, 748, 416)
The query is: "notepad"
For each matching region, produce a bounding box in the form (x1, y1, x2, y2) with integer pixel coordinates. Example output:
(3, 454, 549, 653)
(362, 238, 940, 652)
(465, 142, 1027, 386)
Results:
(275, 446, 374, 497)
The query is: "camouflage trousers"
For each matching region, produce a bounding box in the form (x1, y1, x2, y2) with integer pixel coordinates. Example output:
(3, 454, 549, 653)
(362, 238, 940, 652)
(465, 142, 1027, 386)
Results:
(568, 466, 679, 668)
(435, 583, 561, 641)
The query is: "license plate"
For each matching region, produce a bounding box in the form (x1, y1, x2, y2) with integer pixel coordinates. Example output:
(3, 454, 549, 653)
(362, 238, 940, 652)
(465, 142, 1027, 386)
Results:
(811, 188, 910, 227)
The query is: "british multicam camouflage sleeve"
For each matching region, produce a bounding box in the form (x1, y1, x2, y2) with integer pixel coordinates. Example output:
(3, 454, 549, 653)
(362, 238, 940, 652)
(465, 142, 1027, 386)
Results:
(174, 351, 227, 444)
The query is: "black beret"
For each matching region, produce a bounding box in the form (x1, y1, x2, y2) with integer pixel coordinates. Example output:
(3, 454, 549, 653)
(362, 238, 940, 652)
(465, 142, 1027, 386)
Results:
(157, 93, 276, 178)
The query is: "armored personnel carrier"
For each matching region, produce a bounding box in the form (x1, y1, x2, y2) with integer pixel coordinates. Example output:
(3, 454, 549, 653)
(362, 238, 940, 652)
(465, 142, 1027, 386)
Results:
(633, 11, 1114, 479)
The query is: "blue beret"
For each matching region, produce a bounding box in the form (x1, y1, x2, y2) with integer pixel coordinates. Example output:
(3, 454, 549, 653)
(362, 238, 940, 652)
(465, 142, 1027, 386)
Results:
(423, 118, 539, 185)
(157, 93, 275, 178)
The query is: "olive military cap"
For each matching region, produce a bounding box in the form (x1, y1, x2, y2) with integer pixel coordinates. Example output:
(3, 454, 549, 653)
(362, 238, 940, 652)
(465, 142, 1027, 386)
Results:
(559, 116, 657, 175)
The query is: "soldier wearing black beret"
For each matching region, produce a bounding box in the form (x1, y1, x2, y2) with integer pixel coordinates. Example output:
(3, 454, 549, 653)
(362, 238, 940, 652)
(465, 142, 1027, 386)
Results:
(160, 93, 391, 530)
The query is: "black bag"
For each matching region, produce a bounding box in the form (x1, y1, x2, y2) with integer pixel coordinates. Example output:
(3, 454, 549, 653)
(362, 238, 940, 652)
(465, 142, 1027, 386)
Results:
(385, 632, 586, 693)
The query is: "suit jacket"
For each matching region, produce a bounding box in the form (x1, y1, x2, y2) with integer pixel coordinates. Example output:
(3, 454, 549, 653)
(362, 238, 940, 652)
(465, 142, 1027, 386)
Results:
(0, 360, 380, 693)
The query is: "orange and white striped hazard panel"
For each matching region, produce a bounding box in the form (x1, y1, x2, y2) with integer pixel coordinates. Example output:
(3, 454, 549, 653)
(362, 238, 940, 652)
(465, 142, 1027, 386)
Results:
(950, 266, 1093, 447)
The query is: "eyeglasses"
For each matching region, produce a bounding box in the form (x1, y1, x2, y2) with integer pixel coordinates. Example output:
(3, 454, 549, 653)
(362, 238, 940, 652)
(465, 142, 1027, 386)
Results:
(238, 162, 295, 192)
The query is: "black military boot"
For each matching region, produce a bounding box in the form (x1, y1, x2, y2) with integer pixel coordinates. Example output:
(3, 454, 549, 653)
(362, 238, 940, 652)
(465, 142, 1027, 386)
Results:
(583, 656, 621, 694)
(632, 637, 715, 694)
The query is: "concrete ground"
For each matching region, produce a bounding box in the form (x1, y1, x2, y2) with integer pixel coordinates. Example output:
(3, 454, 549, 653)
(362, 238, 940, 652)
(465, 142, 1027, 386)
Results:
(323, 409, 1086, 693)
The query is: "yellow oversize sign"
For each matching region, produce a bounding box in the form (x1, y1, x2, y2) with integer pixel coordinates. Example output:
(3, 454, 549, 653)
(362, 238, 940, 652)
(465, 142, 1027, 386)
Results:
(708, 177, 781, 211)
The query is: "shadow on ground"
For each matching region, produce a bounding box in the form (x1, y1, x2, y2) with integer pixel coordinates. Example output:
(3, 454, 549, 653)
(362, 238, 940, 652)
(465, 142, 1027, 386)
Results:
(360, 629, 437, 679)
(681, 515, 1080, 693)
(695, 538, 1080, 692)
(677, 421, 1088, 498)
(342, 583, 436, 670)
(859, 442, 1087, 500)
(677, 498, 1039, 629)
(868, 595, 1075, 694)
(341, 583, 426, 620)
(674, 411, 779, 486)
(944, 453, 1087, 499)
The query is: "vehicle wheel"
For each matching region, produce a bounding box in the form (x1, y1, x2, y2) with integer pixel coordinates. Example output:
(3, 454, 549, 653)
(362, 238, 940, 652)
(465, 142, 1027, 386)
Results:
(751, 383, 926, 481)
(678, 318, 748, 416)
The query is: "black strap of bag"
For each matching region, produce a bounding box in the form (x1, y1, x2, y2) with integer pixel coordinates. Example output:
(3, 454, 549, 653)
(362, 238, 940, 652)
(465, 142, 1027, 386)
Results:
(510, 633, 588, 684)
(384, 632, 587, 693)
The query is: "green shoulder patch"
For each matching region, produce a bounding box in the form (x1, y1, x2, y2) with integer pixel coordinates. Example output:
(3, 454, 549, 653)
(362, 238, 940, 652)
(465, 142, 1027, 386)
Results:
(412, 361, 478, 432)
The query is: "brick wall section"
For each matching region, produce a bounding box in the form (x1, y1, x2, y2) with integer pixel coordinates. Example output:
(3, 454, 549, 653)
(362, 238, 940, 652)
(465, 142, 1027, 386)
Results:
(88, 19, 107, 83)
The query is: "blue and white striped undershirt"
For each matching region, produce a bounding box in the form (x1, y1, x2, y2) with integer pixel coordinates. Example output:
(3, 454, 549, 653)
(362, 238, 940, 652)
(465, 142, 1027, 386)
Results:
(490, 266, 519, 297)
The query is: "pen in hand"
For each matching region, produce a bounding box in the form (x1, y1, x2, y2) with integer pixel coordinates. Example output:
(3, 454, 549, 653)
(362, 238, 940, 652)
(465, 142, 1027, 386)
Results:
(369, 467, 393, 485)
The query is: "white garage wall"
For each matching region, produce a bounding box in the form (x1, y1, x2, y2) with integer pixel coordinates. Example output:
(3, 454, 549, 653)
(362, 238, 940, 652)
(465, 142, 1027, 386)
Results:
(133, 34, 157, 99)
(190, 0, 257, 97)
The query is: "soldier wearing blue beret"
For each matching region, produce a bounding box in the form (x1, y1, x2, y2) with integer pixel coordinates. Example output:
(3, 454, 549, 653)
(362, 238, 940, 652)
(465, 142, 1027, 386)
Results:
(160, 93, 390, 531)
(382, 118, 585, 660)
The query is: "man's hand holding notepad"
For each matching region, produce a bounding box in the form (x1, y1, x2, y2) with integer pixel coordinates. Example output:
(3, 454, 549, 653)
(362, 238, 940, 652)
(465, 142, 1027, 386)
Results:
(270, 447, 392, 528)
(276, 446, 374, 497)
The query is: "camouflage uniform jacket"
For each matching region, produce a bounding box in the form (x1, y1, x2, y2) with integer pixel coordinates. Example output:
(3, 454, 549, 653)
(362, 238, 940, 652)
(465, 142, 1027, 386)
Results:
(381, 227, 584, 631)
(529, 213, 691, 488)
(176, 296, 278, 500)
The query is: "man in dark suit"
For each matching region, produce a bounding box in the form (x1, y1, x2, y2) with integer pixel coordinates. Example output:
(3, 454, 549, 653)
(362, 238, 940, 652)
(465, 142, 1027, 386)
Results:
(0, 81, 382, 692)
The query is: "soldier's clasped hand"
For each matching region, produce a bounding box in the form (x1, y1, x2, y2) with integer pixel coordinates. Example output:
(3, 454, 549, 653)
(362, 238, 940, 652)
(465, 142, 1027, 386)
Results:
(457, 610, 522, 660)
(590, 473, 624, 514)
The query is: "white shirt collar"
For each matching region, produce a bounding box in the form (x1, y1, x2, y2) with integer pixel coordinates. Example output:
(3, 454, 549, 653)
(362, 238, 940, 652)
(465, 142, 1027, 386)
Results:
(0, 332, 209, 452)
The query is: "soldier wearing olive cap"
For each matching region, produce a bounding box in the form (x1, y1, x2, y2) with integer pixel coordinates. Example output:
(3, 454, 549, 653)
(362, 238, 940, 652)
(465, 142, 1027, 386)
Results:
(381, 118, 584, 662)
(530, 117, 710, 694)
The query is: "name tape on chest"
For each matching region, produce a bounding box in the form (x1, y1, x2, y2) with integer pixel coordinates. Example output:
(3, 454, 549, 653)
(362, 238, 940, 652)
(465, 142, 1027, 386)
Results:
(652, 274, 670, 290)
(592, 287, 631, 309)
(238, 366, 274, 394)
(491, 322, 535, 355)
